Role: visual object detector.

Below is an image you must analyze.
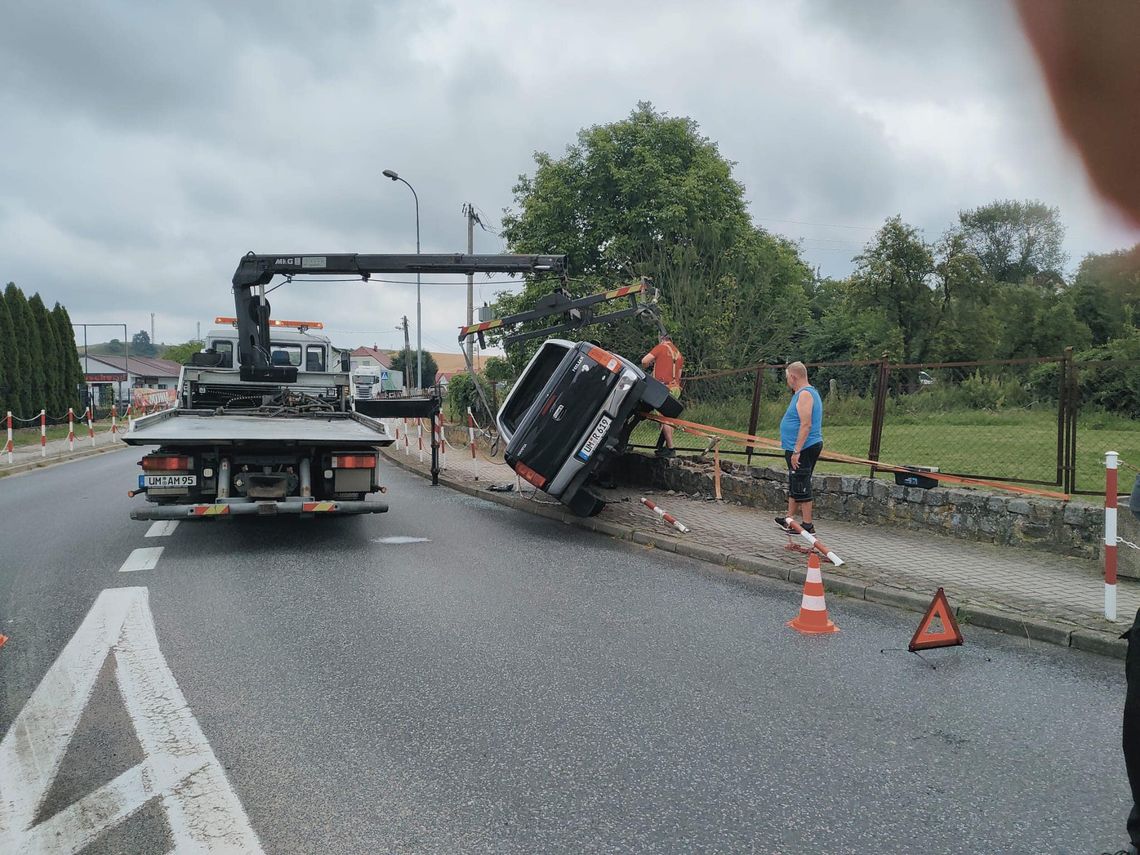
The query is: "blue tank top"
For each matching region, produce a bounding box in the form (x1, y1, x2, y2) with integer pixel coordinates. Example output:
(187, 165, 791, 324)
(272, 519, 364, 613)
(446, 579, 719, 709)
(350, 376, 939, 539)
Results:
(780, 385, 823, 450)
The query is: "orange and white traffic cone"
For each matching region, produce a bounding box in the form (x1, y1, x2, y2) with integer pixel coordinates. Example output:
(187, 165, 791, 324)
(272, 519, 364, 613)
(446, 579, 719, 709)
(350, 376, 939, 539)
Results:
(787, 552, 839, 635)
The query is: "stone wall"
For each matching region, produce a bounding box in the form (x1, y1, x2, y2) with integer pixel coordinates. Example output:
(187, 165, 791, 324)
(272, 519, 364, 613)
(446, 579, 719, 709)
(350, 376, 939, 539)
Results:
(614, 454, 1111, 566)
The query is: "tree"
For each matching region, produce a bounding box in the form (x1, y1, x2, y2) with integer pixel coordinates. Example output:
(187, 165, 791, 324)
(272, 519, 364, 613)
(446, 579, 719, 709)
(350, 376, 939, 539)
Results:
(5, 283, 42, 414)
(389, 349, 438, 388)
(164, 340, 205, 365)
(51, 303, 83, 412)
(131, 330, 157, 357)
(27, 294, 62, 414)
(106, 338, 124, 354)
(1069, 243, 1140, 344)
(848, 216, 939, 367)
(0, 297, 14, 414)
(496, 102, 811, 373)
(957, 200, 1068, 285)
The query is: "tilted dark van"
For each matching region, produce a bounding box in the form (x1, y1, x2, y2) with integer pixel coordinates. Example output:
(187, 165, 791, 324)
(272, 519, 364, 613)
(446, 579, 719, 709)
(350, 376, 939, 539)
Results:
(498, 339, 683, 517)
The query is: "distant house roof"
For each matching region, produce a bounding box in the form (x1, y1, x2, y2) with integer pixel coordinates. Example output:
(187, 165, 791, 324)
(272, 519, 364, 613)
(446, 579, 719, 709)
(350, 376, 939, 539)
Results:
(351, 347, 392, 368)
(83, 354, 183, 377)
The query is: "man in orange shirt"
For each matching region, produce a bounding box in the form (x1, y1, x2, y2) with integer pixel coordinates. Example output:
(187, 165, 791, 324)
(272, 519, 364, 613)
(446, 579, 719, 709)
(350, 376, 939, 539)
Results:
(641, 334, 683, 458)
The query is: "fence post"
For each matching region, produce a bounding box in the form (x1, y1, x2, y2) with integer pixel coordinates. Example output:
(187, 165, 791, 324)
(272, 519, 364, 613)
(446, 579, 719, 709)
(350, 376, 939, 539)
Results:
(40, 409, 46, 457)
(5, 411, 12, 463)
(430, 410, 441, 485)
(868, 353, 891, 477)
(1064, 347, 1078, 494)
(746, 366, 764, 467)
(1106, 451, 1120, 622)
(1056, 351, 1067, 490)
(86, 406, 95, 447)
(68, 407, 75, 451)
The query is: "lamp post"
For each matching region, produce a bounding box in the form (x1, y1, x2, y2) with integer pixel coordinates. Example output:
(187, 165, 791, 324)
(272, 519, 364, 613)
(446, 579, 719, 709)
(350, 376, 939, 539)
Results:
(382, 169, 422, 391)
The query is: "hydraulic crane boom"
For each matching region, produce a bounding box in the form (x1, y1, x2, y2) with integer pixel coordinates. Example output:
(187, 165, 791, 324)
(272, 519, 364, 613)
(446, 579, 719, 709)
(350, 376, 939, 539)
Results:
(230, 252, 566, 379)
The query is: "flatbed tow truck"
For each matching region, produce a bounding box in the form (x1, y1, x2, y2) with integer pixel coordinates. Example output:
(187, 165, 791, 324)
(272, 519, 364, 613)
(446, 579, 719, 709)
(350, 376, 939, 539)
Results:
(125, 251, 564, 520)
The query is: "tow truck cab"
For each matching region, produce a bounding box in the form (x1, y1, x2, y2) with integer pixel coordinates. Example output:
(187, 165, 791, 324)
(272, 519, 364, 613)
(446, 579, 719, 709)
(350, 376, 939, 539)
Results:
(498, 339, 681, 517)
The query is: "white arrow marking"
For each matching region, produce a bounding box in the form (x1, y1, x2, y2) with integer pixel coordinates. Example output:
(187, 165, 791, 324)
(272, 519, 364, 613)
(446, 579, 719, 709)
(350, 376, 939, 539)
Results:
(0, 587, 264, 853)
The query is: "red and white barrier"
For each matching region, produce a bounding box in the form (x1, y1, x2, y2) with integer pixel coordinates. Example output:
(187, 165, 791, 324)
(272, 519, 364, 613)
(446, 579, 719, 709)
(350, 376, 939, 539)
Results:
(782, 517, 844, 566)
(434, 414, 445, 467)
(640, 497, 690, 533)
(5, 411, 12, 464)
(67, 407, 75, 451)
(467, 408, 477, 459)
(1106, 450, 1119, 622)
(85, 406, 95, 447)
(417, 419, 424, 464)
(40, 409, 46, 457)
(403, 418, 410, 456)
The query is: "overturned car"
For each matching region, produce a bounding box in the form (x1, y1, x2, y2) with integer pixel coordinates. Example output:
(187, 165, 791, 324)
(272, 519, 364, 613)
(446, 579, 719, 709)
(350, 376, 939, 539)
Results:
(498, 339, 682, 517)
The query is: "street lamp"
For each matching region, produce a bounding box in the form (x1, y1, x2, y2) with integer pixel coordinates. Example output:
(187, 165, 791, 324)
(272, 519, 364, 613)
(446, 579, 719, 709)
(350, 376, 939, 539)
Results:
(382, 168, 422, 391)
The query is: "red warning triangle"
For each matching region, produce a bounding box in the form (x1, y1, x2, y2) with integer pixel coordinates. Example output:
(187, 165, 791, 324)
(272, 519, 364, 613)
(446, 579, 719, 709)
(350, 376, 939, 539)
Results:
(0, 633, 8, 649)
(909, 588, 963, 652)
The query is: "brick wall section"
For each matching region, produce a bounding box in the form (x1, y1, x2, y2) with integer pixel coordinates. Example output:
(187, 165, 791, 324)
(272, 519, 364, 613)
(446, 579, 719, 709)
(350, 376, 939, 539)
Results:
(615, 454, 1106, 563)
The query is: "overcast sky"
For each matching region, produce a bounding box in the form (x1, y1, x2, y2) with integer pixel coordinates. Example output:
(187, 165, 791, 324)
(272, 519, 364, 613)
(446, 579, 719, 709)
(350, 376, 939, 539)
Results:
(2, 0, 1137, 355)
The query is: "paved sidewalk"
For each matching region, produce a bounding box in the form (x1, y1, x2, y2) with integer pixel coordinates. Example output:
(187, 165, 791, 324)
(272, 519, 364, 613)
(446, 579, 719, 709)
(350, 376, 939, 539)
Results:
(1, 428, 130, 476)
(387, 430, 1135, 660)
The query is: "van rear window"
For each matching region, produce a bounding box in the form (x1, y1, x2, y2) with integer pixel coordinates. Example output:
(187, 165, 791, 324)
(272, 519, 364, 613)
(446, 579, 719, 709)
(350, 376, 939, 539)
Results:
(499, 344, 571, 434)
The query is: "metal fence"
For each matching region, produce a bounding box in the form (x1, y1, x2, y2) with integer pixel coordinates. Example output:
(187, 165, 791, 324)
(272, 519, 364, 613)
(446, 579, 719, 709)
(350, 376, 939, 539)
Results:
(630, 349, 1139, 495)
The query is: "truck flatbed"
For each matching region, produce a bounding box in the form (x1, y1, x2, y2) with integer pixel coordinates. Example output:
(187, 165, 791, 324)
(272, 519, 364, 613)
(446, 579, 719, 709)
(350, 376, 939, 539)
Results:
(124, 409, 394, 447)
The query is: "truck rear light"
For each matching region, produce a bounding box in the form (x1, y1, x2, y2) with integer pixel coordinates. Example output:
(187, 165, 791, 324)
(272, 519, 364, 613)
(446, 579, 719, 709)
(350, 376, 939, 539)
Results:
(514, 461, 546, 489)
(331, 454, 377, 469)
(142, 455, 192, 471)
(586, 346, 621, 373)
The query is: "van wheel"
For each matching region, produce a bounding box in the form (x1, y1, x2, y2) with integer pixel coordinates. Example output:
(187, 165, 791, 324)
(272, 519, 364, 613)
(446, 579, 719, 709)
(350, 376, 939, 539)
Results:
(565, 488, 605, 518)
(656, 394, 683, 419)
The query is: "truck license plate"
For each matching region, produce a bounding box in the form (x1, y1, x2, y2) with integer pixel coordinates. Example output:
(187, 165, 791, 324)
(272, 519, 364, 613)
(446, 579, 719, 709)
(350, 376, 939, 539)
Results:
(141, 475, 197, 488)
(576, 415, 612, 462)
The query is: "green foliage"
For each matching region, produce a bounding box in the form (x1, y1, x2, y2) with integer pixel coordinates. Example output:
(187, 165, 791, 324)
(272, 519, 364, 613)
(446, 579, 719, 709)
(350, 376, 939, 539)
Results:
(445, 371, 494, 424)
(1070, 243, 1140, 344)
(164, 340, 205, 365)
(482, 356, 515, 384)
(105, 338, 124, 354)
(496, 102, 811, 374)
(27, 295, 62, 414)
(957, 199, 1067, 285)
(51, 303, 82, 411)
(0, 297, 13, 413)
(5, 283, 37, 414)
(389, 349, 439, 389)
(131, 330, 157, 357)
(1072, 329, 1140, 418)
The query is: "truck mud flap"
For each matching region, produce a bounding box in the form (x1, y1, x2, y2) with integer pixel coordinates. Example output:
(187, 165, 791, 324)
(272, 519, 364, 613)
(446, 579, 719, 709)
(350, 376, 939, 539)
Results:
(131, 500, 389, 520)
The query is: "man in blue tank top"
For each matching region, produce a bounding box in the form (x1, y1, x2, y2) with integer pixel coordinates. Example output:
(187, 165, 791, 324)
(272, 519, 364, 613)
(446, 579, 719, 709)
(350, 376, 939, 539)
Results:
(776, 361, 824, 535)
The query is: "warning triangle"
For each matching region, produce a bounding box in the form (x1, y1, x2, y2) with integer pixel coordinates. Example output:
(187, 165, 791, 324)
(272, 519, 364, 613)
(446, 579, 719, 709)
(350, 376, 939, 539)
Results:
(909, 587, 964, 652)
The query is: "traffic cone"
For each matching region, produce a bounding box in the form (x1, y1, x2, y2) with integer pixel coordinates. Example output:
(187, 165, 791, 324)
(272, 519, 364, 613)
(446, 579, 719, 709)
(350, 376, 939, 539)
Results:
(787, 552, 839, 635)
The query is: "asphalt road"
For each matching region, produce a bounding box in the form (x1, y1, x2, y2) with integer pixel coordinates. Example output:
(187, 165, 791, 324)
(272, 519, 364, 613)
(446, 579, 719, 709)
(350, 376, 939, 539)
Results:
(0, 450, 1132, 854)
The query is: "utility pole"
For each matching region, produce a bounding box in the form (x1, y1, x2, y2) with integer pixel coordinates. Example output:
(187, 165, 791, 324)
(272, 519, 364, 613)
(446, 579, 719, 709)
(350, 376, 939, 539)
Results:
(196, 321, 201, 342)
(464, 203, 476, 362)
(150, 313, 155, 344)
(401, 316, 411, 396)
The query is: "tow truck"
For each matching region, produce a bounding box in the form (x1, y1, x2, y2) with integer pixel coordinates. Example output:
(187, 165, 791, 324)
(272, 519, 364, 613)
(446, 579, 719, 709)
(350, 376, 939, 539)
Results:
(459, 280, 682, 517)
(125, 252, 565, 520)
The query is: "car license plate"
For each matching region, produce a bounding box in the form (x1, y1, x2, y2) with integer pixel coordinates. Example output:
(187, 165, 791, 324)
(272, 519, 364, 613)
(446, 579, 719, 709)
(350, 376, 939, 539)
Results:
(576, 415, 612, 462)
(141, 474, 197, 488)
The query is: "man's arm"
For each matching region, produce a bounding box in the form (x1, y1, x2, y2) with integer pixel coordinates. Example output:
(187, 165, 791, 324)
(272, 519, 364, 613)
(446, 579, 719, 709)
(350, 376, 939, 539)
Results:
(790, 390, 813, 469)
(641, 350, 656, 369)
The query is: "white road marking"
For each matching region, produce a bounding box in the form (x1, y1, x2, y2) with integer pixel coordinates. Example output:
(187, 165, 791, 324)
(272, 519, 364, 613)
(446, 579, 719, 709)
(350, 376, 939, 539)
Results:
(371, 536, 431, 544)
(118, 547, 164, 573)
(145, 520, 180, 537)
(0, 587, 264, 854)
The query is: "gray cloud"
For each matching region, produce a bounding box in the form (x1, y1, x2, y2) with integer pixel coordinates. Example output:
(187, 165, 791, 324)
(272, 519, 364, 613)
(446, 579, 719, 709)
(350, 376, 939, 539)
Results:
(1, 0, 1136, 353)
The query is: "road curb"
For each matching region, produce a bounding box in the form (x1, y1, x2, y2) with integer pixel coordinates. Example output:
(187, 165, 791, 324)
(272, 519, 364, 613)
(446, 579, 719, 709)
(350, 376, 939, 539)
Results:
(0, 443, 131, 479)
(382, 450, 1128, 662)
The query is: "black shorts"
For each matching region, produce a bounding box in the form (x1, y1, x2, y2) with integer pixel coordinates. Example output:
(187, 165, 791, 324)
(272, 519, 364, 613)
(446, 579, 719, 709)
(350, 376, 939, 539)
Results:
(785, 442, 822, 502)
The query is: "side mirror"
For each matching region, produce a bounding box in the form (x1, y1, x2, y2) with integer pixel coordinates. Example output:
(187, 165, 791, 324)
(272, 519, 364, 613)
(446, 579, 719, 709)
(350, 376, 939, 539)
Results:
(1130, 473, 1140, 521)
